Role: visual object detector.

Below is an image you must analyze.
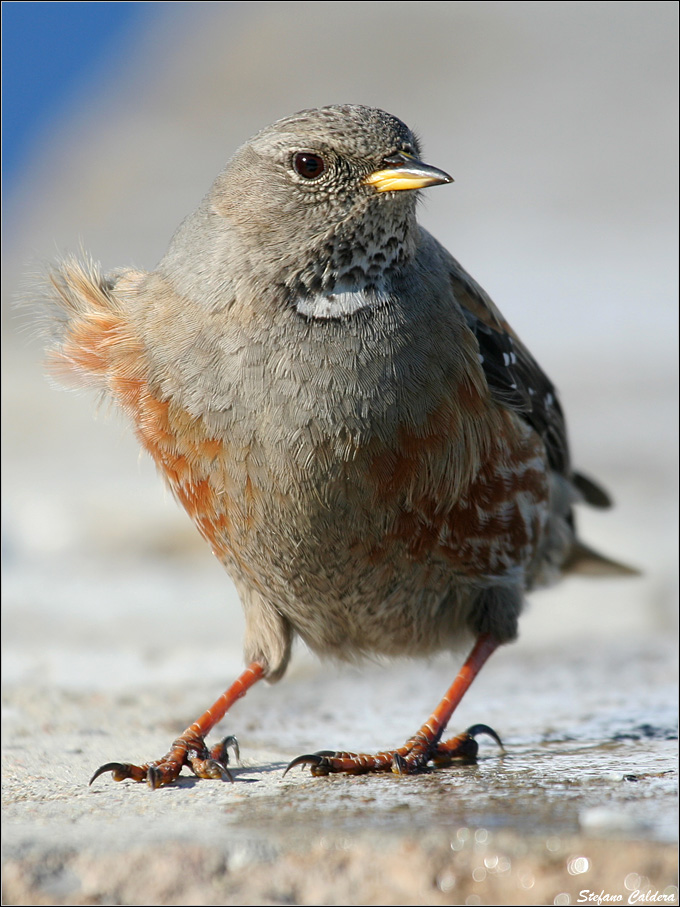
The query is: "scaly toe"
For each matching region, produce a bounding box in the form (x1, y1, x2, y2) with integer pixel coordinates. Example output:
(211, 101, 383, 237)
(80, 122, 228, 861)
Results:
(188, 755, 234, 781)
(284, 751, 335, 776)
(89, 762, 139, 785)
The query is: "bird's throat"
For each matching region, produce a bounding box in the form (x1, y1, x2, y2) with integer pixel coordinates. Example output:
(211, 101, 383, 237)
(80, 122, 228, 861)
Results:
(294, 286, 391, 320)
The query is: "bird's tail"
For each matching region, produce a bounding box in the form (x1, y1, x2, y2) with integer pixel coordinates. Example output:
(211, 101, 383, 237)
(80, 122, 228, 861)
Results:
(44, 256, 145, 408)
(563, 540, 640, 577)
(565, 471, 640, 576)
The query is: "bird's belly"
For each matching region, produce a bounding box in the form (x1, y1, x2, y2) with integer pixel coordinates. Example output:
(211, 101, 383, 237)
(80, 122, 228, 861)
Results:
(145, 423, 471, 655)
(220, 479, 479, 659)
(134, 379, 550, 658)
(197, 437, 546, 659)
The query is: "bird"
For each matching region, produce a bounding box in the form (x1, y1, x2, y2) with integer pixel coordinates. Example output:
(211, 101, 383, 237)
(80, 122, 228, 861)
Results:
(44, 104, 633, 788)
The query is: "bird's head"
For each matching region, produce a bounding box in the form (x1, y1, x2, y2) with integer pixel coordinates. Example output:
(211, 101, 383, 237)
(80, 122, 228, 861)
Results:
(209, 105, 452, 297)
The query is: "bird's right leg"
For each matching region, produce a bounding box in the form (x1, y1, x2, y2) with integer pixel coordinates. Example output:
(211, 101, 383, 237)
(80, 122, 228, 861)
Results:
(89, 661, 265, 789)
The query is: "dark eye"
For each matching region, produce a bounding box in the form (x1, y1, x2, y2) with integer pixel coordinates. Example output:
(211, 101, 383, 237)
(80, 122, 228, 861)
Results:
(293, 152, 325, 179)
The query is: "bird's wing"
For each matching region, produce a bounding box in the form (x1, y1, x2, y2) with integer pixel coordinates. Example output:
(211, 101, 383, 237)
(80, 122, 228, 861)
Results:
(446, 255, 613, 509)
(447, 256, 572, 478)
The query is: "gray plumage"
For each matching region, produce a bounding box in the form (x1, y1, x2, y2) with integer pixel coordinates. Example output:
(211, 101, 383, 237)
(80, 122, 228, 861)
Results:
(47, 104, 631, 692)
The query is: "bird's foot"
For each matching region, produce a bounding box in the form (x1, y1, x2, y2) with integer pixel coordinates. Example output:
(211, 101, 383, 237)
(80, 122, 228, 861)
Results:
(88, 663, 265, 789)
(89, 734, 239, 789)
(285, 724, 502, 777)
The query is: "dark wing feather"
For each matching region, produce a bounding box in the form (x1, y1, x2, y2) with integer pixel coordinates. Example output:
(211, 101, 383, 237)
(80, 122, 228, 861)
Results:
(465, 307, 571, 476)
(443, 252, 612, 508)
(449, 260, 570, 476)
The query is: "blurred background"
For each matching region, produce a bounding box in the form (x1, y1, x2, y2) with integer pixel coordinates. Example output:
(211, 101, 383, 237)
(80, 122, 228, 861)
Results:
(2, 0, 677, 696)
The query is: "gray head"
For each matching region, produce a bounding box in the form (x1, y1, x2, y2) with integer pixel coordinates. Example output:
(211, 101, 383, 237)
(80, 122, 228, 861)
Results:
(162, 105, 452, 304)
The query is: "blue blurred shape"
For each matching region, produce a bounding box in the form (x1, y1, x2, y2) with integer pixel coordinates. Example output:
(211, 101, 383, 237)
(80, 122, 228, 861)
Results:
(2, 1, 162, 190)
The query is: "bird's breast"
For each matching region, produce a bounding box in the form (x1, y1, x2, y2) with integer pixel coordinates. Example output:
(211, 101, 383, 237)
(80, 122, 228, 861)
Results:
(130, 290, 550, 609)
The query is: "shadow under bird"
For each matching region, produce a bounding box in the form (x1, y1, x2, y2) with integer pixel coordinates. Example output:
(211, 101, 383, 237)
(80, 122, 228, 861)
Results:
(44, 105, 634, 788)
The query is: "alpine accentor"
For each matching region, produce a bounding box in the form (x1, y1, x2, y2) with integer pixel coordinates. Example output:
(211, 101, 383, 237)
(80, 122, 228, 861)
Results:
(45, 105, 632, 787)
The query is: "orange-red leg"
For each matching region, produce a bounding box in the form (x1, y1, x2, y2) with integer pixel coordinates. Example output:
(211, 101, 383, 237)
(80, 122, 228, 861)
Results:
(90, 661, 265, 789)
(286, 635, 502, 776)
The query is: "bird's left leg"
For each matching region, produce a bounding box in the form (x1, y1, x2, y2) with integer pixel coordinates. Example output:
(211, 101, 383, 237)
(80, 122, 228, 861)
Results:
(286, 634, 502, 776)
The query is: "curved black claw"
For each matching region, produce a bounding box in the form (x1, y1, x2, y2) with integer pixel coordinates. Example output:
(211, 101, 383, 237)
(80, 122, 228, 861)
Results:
(466, 723, 505, 750)
(147, 765, 164, 790)
(89, 762, 135, 786)
(283, 751, 336, 777)
(210, 735, 240, 765)
(391, 752, 408, 775)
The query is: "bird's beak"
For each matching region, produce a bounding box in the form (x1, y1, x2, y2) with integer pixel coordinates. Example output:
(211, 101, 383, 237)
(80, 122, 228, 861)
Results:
(363, 151, 453, 193)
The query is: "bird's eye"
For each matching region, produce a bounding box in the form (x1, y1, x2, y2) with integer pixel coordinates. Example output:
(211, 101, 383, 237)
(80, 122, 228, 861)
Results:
(293, 152, 326, 179)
